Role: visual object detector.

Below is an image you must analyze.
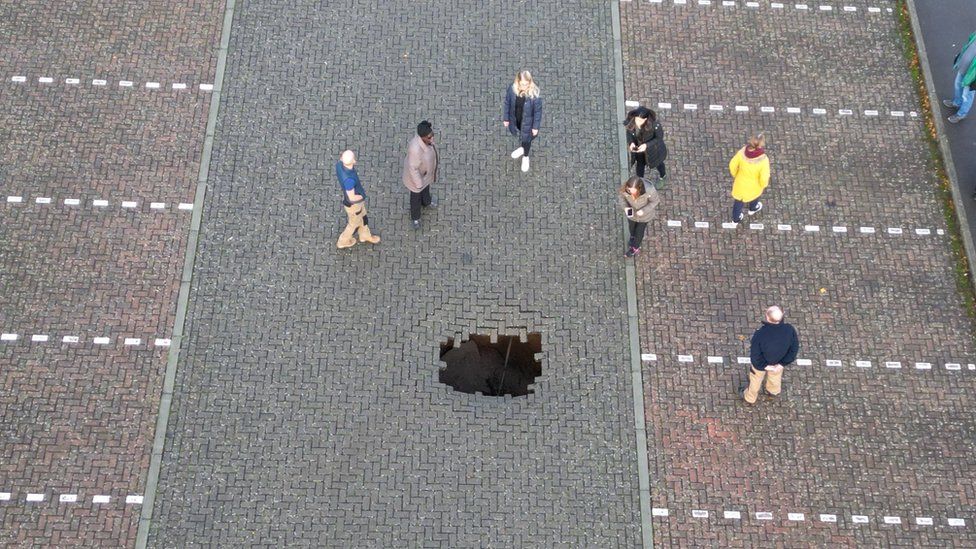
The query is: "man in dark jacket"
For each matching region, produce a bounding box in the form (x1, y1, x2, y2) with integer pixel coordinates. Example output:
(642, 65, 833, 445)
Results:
(741, 306, 799, 404)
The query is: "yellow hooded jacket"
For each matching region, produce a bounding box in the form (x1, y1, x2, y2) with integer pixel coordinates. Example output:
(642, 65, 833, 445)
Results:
(729, 148, 770, 202)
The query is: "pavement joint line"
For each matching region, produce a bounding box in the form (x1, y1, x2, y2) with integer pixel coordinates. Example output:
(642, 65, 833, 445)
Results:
(135, 1, 237, 547)
(635, 0, 894, 15)
(641, 353, 974, 372)
(0, 491, 144, 505)
(628, 99, 919, 119)
(612, 0, 654, 545)
(650, 507, 967, 528)
(7, 74, 214, 92)
(664, 218, 945, 237)
(0, 334, 171, 348)
(2, 196, 195, 212)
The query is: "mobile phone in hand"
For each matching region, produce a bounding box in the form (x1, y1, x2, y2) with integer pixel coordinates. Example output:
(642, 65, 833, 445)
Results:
(626, 208, 634, 217)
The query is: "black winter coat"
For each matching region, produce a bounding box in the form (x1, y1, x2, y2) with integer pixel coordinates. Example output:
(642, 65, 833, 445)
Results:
(628, 122, 668, 168)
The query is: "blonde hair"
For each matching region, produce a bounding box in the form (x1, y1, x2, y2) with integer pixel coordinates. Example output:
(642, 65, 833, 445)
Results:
(747, 133, 766, 149)
(512, 70, 540, 99)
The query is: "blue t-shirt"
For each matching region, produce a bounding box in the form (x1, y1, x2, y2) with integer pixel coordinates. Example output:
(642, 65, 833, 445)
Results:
(335, 161, 365, 205)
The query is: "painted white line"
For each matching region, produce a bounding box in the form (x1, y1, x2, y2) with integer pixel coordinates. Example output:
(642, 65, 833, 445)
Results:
(820, 514, 837, 522)
(891, 110, 905, 117)
(625, 100, 640, 107)
(756, 512, 773, 520)
(172, 82, 188, 90)
(796, 359, 812, 366)
(868, 6, 881, 12)
(92, 199, 109, 207)
(62, 335, 80, 343)
(786, 107, 801, 114)
(678, 354, 694, 362)
(826, 359, 842, 367)
(839, 109, 853, 115)
(154, 338, 172, 347)
(884, 516, 902, 525)
(831, 226, 847, 233)
(709, 104, 724, 111)
(915, 362, 932, 370)
(0, 493, 10, 501)
(667, 219, 682, 227)
(150, 202, 166, 209)
(865, 109, 879, 116)
(1, 333, 19, 341)
(7, 196, 23, 203)
(915, 228, 931, 235)
(777, 224, 792, 231)
(749, 223, 764, 230)
(124, 338, 142, 346)
(859, 226, 876, 234)
(126, 495, 144, 504)
(804, 225, 820, 232)
(65, 78, 80, 85)
(721, 222, 738, 229)
(761, 106, 775, 113)
(946, 363, 962, 371)
(36, 197, 52, 204)
(93, 337, 111, 345)
(683, 103, 698, 110)
(737, 356, 750, 364)
(119, 80, 134, 87)
(59, 494, 78, 503)
(855, 360, 872, 368)
(38, 76, 54, 83)
(641, 353, 657, 361)
(707, 356, 724, 363)
(819, 5, 832, 11)
(26, 493, 45, 502)
(92, 495, 111, 504)
(692, 509, 709, 518)
(178, 203, 195, 211)
(92, 79, 107, 86)
(852, 515, 869, 524)
(64, 198, 81, 206)
(122, 201, 138, 208)
(724, 510, 741, 519)
(31, 334, 49, 342)
(949, 518, 966, 526)
(788, 513, 805, 521)
(885, 361, 902, 369)
(145, 82, 160, 89)
(812, 108, 827, 115)
(916, 517, 933, 526)
(12, 76, 27, 83)
(694, 221, 710, 228)
(735, 105, 749, 112)
(887, 227, 903, 235)
(652, 507, 669, 516)
(658, 102, 672, 109)
(199, 83, 214, 91)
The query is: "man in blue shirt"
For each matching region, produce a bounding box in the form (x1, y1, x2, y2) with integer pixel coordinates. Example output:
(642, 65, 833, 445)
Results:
(335, 150, 380, 249)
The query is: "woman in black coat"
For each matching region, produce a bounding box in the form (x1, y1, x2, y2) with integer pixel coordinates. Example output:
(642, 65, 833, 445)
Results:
(624, 106, 668, 186)
(503, 70, 543, 173)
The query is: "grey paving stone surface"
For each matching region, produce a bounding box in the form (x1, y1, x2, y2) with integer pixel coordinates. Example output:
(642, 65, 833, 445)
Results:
(623, 1, 976, 546)
(151, 1, 640, 546)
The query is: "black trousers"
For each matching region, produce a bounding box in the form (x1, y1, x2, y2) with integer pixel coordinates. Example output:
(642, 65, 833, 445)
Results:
(515, 120, 534, 156)
(409, 186, 432, 221)
(635, 155, 666, 178)
(628, 220, 648, 249)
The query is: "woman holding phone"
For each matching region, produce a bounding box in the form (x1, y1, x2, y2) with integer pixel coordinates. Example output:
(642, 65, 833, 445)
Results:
(617, 175, 660, 258)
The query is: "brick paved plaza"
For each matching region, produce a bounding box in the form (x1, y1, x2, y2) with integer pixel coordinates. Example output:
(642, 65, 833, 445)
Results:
(2, 0, 975, 547)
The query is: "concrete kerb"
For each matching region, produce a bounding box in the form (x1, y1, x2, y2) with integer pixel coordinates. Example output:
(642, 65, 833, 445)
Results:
(904, 0, 976, 297)
(134, 0, 238, 547)
(610, 1, 654, 547)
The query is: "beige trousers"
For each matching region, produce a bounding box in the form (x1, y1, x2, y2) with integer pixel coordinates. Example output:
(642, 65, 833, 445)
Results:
(743, 366, 782, 404)
(337, 203, 379, 248)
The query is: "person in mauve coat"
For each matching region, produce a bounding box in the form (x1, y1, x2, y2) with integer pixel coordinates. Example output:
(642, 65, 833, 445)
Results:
(617, 175, 661, 258)
(402, 120, 438, 229)
(503, 70, 543, 173)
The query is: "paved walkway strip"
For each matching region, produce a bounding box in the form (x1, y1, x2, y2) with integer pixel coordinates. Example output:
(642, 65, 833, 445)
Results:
(651, 507, 967, 528)
(2, 197, 195, 212)
(661, 218, 945, 237)
(0, 334, 170, 347)
(0, 492, 144, 505)
(630, 0, 895, 17)
(7, 75, 213, 91)
(625, 99, 918, 119)
(642, 353, 974, 373)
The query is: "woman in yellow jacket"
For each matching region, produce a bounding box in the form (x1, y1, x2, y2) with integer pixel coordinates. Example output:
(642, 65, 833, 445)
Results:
(729, 134, 770, 223)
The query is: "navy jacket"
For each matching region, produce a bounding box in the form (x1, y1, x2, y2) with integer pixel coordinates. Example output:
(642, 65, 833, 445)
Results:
(749, 321, 800, 370)
(503, 86, 543, 142)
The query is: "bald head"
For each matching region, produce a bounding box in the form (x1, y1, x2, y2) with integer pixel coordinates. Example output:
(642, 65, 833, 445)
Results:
(765, 306, 784, 323)
(340, 150, 356, 167)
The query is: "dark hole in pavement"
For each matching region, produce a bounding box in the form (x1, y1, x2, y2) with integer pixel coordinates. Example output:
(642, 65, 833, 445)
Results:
(438, 333, 542, 397)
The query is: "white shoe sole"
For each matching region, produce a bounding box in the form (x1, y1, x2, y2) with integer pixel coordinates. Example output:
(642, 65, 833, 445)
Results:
(521, 157, 530, 172)
(511, 147, 525, 159)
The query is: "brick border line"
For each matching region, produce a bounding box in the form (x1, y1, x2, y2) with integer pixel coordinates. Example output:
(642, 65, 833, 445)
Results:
(650, 506, 968, 528)
(8, 76, 213, 92)
(661, 218, 945, 237)
(3, 196, 195, 212)
(642, 353, 975, 372)
(612, 0, 655, 546)
(903, 0, 976, 298)
(134, 1, 237, 547)
(627, 0, 895, 17)
(0, 334, 170, 348)
(0, 492, 144, 506)
(625, 99, 919, 119)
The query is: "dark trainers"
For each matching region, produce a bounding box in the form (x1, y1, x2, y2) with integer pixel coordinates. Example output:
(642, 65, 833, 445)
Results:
(747, 201, 763, 216)
(624, 246, 640, 258)
(949, 114, 966, 123)
(943, 99, 959, 109)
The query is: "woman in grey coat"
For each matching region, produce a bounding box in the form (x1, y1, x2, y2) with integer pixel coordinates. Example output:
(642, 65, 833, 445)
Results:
(617, 175, 660, 258)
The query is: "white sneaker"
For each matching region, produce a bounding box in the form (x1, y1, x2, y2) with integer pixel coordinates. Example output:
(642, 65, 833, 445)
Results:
(511, 147, 525, 159)
(747, 201, 763, 216)
(521, 156, 530, 172)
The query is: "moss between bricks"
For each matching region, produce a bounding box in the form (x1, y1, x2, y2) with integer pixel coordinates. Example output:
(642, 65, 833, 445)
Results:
(896, 0, 976, 331)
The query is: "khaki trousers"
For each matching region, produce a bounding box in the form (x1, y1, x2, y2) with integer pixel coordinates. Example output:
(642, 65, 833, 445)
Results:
(337, 202, 378, 248)
(743, 366, 782, 404)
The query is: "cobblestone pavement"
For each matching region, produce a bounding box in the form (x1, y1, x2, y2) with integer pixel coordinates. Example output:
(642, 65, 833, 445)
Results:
(0, 0, 224, 545)
(147, 0, 643, 546)
(622, 1, 976, 546)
